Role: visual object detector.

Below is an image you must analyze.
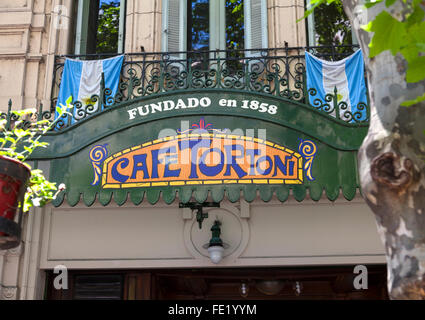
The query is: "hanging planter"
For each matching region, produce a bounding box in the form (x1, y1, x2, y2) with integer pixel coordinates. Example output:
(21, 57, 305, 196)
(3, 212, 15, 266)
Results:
(0, 155, 31, 249)
(0, 99, 72, 250)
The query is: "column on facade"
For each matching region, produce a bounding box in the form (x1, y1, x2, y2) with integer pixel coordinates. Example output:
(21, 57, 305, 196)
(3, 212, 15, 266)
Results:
(123, 0, 163, 98)
(268, 0, 307, 48)
(0, 246, 22, 300)
(267, 0, 307, 99)
(125, 0, 162, 53)
(0, 0, 74, 111)
(42, 0, 76, 109)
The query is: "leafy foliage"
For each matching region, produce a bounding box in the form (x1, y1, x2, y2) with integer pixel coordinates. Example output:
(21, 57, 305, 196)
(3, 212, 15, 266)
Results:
(363, 10, 407, 57)
(189, 0, 210, 51)
(226, 0, 245, 70)
(226, 0, 245, 51)
(363, 0, 425, 105)
(96, 1, 120, 54)
(312, 1, 354, 56)
(0, 99, 73, 212)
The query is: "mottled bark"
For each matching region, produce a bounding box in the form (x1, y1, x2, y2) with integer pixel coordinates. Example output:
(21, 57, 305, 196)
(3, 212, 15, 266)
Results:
(342, 0, 425, 299)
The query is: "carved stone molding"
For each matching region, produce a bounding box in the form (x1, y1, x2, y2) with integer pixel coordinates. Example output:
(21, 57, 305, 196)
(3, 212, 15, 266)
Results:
(0, 28, 29, 55)
(0, 0, 32, 12)
(0, 286, 17, 300)
(6, 243, 22, 257)
(0, 243, 21, 257)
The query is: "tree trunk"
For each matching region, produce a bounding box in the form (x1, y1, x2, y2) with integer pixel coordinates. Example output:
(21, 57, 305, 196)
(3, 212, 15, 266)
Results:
(342, 0, 425, 299)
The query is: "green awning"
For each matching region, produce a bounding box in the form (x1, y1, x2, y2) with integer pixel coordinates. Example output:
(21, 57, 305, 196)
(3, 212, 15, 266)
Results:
(28, 90, 367, 207)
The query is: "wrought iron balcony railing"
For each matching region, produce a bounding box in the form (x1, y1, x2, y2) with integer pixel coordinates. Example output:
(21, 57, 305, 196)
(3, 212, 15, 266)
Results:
(47, 45, 368, 131)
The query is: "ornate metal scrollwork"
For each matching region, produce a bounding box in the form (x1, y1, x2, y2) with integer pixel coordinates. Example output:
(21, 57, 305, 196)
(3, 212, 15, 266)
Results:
(49, 46, 368, 131)
(307, 88, 368, 123)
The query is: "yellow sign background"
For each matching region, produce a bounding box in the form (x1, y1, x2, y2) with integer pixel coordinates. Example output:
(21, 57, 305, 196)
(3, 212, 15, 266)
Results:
(102, 133, 303, 188)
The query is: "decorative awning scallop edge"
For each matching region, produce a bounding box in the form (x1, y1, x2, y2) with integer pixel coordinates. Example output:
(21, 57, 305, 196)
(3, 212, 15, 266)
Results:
(52, 183, 361, 207)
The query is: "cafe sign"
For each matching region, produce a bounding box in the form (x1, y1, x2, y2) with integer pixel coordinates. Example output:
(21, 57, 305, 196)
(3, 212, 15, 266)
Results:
(90, 129, 312, 189)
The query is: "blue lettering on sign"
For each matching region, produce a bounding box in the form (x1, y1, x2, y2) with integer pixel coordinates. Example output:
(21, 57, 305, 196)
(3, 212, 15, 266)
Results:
(246, 148, 260, 175)
(131, 154, 150, 179)
(178, 138, 211, 179)
(256, 156, 273, 175)
(224, 144, 247, 178)
(151, 149, 160, 179)
(161, 146, 181, 178)
(273, 155, 295, 176)
(198, 148, 225, 176)
(111, 158, 130, 183)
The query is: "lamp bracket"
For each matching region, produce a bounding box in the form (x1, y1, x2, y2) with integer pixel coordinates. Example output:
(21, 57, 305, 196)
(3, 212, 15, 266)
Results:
(179, 202, 220, 229)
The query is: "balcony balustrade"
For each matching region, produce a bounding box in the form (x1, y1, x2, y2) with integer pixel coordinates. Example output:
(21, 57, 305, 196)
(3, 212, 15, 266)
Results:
(2, 45, 369, 131)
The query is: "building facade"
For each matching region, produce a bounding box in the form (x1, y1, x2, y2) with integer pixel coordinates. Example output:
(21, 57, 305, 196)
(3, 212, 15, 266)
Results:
(0, 0, 387, 300)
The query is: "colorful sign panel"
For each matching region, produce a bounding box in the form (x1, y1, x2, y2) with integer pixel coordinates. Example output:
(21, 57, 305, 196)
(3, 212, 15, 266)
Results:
(99, 133, 303, 188)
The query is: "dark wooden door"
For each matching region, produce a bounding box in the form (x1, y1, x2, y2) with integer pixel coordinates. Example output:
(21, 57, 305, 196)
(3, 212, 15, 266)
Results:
(47, 265, 388, 300)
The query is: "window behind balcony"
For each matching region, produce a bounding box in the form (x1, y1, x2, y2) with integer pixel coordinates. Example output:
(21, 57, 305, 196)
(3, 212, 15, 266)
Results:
(306, 1, 357, 56)
(163, 0, 267, 59)
(187, 0, 210, 52)
(74, 0, 126, 55)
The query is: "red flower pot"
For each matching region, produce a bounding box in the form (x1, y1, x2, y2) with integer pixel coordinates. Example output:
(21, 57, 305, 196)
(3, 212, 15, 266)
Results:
(0, 155, 31, 249)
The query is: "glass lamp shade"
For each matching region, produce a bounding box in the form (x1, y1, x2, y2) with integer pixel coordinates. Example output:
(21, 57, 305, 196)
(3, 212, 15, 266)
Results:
(240, 282, 249, 298)
(207, 245, 224, 264)
(255, 280, 285, 295)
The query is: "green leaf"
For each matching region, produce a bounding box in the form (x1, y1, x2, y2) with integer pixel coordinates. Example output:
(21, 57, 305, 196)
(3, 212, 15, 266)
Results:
(33, 141, 48, 148)
(406, 5, 425, 27)
(65, 95, 73, 105)
(5, 136, 16, 144)
(401, 92, 425, 107)
(296, 0, 327, 21)
(14, 129, 30, 139)
(23, 146, 33, 153)
(385, 0, 396, 7)
(364, 0, 384, 8)
(409, 21, 425, 45)
(12, 109, 36, 117)
(363, 11, 408, 57)
(406, 56, 425, 82)
(55, 105, 63, 116)
(400, 46, 419, 63)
